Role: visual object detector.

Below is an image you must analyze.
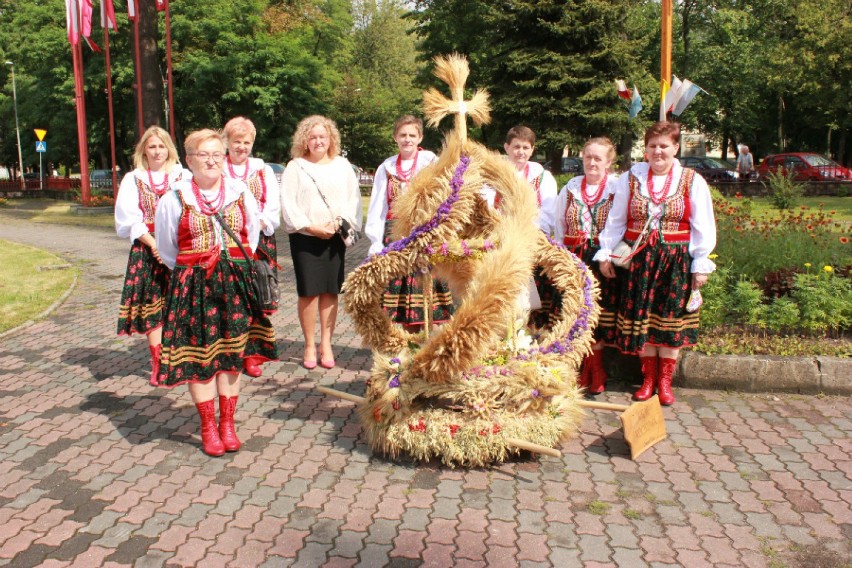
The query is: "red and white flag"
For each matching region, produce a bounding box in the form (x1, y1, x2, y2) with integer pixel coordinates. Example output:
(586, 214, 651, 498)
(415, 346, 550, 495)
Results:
(155, 0, 168, 11)
(615, 79, 631, 101)
(80, 0, 94, 38)
(66, 0, 80, 44)
(101, 0, 118, 30)
(127, 0, 137, 21)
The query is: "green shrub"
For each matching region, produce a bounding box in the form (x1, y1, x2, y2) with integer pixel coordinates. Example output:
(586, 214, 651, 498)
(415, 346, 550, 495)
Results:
(763, 297, 800, 333)
(791, 269, 852, 335)
(729, 279, 765, 328)
(699, 263, 731, 329)
(764, 169, 804, 210)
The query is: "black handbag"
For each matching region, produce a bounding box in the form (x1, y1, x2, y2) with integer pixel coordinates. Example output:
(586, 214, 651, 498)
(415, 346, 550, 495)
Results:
(212, 211, 279, 311)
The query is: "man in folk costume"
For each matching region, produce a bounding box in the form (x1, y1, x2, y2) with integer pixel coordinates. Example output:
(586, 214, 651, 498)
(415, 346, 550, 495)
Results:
(365, 115, 454, 331)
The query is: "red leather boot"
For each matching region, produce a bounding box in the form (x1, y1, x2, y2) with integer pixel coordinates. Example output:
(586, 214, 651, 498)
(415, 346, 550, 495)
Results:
(657, 357, 677, 406)
(148, 344, 161, 386)
(588, 350, 608, 395)
(218, 395, 241, 452)
(195, 399, 225, 457)
(243, 357, 262, 378)
(633, 356, 657, 401)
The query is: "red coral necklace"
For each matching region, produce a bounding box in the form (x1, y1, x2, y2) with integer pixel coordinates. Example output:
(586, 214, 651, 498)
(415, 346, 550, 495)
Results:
(395, 148, 420, 182)
(147, 169, 169, 196)
(581, 172, 608, 207)
(226, 157, 249, 181)
(647, 168, 674, 205)
(191, 177, 226, 215)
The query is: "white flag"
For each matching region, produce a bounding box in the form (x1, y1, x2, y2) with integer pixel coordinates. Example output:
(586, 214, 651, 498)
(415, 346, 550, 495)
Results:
(672, 81, 703, 116)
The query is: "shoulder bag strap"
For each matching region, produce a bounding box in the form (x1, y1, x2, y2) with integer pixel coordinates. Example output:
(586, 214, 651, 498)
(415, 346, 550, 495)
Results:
(211, 209, 253, 264)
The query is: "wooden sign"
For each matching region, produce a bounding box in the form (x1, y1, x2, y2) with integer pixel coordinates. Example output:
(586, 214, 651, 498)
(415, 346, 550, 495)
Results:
(619, 395, 667, 460)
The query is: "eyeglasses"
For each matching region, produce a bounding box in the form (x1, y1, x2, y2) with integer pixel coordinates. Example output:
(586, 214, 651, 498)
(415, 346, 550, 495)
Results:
(190, 152, 225, 163)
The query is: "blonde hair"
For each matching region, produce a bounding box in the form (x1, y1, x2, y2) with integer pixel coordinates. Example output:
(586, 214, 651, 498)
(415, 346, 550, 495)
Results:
(184, 129, 225, 155)
(393, 115, 423, 137)
(290, 115, 341, 159)
(223, 116, 256, 144)
(133, 126, 179, 170)
(583, 137, 617, 162)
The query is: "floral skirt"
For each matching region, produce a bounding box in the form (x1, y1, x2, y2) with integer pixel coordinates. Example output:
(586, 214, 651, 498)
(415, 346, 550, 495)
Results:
(382, 225, 454, 326)
(157, 256, 277, 387)
(117, 241, 170, 336)
(257, 232, 279, 313)
(605, 239, 699, 354)
(567, 242, 619, 343)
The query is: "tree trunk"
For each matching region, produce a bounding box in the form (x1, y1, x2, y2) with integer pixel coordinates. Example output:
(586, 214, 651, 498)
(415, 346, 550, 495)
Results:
(136, 1, 164, 135)
(618, 131, 633, 172)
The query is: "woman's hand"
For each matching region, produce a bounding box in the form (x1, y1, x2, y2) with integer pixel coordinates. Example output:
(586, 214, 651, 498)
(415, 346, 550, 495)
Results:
(140, 233, 163, 264)
(599, 260, 616, 279)
(692, 273, 709, 289)
(310, 222, 336, 239)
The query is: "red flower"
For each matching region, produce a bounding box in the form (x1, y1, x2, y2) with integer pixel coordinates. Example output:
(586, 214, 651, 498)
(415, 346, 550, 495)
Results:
(409, 418, 426, 432)
(449, 424, 460, 438)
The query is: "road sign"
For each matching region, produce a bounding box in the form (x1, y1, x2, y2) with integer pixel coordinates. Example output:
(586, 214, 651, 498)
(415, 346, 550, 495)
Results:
(34, 129, 47, 141)
(36, 141, 47, 153)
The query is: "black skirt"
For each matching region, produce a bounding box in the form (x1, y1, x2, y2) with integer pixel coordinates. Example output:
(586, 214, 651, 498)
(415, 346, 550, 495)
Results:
(288, 232, 346, 297)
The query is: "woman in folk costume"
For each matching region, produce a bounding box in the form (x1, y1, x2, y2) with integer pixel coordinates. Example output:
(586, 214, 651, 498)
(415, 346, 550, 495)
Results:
(595, 121, 716, 406)
(222, 116, 281, 378)
(154, 129, 277, 456)
(554, 137, 620, 395)
(365, 115, 454, 331)
(279, 115, 362, 370)
(115, 126, 184, 386)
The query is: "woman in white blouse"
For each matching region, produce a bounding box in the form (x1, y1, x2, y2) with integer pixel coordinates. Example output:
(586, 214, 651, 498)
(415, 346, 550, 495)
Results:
(595, 122, 716, 406)
(222, 116, 281, 378)
(554, 137, 620, 395)
(364, 115, 453, 331)
(280, 115, 361, 370)
(155, 129, 277, 456)
(114, 126, 183, 386)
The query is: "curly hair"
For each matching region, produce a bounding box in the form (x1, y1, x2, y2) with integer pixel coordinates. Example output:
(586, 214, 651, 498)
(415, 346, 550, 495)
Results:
(290, 115, 341, 160)
(644, 121, 681, 146)
(132, 126, 179, 170)
(223, 116, 256, 144)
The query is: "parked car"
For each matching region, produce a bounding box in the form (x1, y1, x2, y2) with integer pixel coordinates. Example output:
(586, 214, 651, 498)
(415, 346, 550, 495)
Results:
(679, 156, 740, 182)
(267, 163, 285, 184)
(543, 157, 584, 175)
(757, 153, 852, 182)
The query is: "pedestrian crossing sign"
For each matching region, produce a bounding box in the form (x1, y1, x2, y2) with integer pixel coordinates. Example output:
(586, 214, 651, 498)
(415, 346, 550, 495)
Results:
(36, 141, 46, 153)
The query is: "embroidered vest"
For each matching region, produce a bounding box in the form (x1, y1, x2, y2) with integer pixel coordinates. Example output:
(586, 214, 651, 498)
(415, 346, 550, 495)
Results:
(137, 170, 182, 232)
(624, 168, 694, 243)
(175, 191, 250, 256)
(562, 193, 614, 246)
(245, 169, 268, 212)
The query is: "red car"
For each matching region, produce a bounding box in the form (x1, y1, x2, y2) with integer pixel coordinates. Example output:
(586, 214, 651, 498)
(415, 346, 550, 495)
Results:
(757, 152, 852, 182)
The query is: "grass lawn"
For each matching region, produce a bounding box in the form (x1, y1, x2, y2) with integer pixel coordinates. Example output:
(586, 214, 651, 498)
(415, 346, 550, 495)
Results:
(731, 195, 852, 223)
(0, 239, 79, 334)
(0, 198, 114, 229)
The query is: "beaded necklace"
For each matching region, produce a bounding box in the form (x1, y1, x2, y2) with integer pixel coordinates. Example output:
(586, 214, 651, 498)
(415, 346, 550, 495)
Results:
(580, 172, 608, 208)
(191, 177, 226, 215)
(395, 148, 420, 182)
(647, 167, 674, 205)
(226, 157, 249, 181)
(147, 169, 169, 196)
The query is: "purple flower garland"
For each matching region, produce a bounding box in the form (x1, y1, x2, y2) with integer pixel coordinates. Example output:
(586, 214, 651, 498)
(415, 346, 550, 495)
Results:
(365, 155, 471, 263)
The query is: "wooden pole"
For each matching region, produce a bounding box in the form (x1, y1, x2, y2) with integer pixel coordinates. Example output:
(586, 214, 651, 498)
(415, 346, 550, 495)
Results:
(133, 12, 143, 136)
(103, 25, 118, 198)
(70, 7, 91, 207)
(163, 0, 175, 140)
(660, 0, 673, 122)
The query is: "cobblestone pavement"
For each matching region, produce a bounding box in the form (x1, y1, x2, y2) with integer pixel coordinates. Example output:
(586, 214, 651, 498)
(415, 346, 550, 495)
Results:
(0, 212, 850, 568)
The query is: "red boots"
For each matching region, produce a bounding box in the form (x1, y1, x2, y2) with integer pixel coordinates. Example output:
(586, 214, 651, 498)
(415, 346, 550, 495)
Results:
(195, 400, 225, 457)
(218, 395, 241, 452)
(657, 357, 677, 406)
(243, 357, 263, 377)
(148, 344, 161, 386)
(587, 350, 607, 394)
(633, 356, 658, 401)
(577, 359, 592, 389)
(633, 356, 677, 405)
